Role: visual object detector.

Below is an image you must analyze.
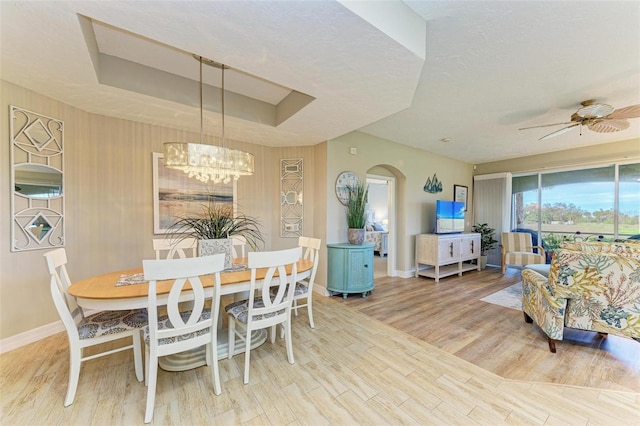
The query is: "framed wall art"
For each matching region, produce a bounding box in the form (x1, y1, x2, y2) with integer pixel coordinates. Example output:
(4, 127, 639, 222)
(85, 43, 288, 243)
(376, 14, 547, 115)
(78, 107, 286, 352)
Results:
(152, 152, 236, 234)
(454, 184, 468, 211)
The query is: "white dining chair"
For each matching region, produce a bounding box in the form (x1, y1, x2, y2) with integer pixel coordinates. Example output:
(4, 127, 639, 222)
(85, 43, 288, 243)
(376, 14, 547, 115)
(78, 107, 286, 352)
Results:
(225, 246, 301, 384)
(142, 253, 225, 424)
(152, 237, 197, 259)
(273, 237, 321, 329)
(44, 248, 146, 407)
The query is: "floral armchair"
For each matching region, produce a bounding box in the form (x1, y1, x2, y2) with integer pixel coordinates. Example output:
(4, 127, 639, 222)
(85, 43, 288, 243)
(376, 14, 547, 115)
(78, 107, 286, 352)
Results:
(521, 240, 640, 352)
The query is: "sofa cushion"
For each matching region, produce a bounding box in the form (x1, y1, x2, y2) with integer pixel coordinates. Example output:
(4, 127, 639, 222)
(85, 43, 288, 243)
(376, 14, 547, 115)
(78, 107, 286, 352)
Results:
(561, 240, 640, 256)
(551, 248, 640, 338)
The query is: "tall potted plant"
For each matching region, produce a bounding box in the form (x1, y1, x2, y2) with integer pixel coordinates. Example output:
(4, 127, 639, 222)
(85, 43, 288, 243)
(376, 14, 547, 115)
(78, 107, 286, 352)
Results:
(346, 182, 369, 245)
(472, 223, 498, 269)
(170, 203, 264, 268)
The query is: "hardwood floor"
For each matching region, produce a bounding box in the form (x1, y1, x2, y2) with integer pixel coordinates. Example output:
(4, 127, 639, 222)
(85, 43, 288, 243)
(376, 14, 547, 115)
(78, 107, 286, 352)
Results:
(1, 272, 639, 425)
(346, 266, 640, 393)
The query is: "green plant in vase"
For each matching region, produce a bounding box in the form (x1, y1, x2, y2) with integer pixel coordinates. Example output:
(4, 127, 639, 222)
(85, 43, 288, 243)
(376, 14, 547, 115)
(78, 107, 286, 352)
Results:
(170, 203, 264, 268)
(345, 181, 369, 245)
(471, 223, 498, 269)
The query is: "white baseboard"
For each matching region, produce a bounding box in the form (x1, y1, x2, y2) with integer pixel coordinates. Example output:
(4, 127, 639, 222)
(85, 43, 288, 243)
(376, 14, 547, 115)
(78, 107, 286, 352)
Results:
(0, 320, 64, 354)
(395, 269, 415, 278)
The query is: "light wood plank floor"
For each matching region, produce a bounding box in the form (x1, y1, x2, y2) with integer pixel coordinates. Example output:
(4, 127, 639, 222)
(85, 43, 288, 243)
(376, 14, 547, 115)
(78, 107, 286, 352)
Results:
(1, 273, 639, 425)
(346, 266, 640, 393)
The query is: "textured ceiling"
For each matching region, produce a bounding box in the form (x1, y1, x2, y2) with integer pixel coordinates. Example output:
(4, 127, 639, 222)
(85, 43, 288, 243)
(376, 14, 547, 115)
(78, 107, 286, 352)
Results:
(1, 1, 638, 164)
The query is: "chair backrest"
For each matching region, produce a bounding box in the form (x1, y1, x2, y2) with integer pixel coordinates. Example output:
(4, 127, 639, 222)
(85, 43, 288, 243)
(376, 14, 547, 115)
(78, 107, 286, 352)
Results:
(502, 232, 534, 252)
(143, 254, 225, 354)
(44, 248, 84, 337)
(152, 238, 197, 259)
(298, 236, 321, 288)
(247, 247, 302, 328)
(231, 235, 247, 259)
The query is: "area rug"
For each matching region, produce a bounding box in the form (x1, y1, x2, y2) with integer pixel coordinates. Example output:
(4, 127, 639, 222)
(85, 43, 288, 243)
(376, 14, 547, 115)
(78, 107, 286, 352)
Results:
(480, 282, 522, 311)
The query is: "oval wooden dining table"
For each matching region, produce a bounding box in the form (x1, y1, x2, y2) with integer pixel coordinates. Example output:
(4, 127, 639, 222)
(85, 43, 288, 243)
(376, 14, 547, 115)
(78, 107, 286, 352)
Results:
(68, 258, 313, 371)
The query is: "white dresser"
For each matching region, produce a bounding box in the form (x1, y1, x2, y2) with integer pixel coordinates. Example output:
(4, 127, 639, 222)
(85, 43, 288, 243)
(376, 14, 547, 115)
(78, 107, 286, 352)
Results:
(415, 233, 481, 282)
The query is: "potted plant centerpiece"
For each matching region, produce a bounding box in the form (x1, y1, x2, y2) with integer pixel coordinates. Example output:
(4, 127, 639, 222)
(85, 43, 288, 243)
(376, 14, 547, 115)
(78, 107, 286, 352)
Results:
(345, 181, 369, 245)
(170, 203, 264, 269)
(472, 223, 498, 269)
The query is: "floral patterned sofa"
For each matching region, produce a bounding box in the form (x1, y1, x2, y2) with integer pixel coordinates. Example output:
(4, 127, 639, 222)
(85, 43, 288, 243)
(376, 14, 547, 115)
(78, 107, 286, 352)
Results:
(521, 240, 640, 352)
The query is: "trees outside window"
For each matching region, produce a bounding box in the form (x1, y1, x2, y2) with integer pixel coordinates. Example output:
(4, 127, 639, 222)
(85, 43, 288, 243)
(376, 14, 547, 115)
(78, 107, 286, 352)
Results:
(511, 163, 640, 254)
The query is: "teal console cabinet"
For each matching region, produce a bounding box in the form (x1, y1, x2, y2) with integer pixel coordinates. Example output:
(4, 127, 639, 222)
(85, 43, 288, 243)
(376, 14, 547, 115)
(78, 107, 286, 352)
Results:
(327, 243, 375, 299)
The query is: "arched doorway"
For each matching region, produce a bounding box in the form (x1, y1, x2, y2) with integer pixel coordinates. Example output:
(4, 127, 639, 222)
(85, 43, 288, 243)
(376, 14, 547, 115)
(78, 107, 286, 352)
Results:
(366, 165, 400, 278)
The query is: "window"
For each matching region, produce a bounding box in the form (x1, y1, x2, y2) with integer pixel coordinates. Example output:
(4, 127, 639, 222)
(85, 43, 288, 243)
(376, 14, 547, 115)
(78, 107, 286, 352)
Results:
(511, 163, 640, 252)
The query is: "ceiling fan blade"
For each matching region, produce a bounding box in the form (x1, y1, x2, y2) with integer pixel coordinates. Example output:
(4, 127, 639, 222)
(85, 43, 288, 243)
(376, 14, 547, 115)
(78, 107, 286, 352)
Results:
(518, 121, 575, 130)
(588, 119, 630, 133)
(607, 104, 640, 119)
(539, 123, 579, 141)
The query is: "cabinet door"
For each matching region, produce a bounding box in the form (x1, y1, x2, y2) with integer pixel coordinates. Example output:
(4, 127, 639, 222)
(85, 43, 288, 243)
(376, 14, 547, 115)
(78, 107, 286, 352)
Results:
(437, 238, 460, 264)
(460, 235, 481, 260)
(346, 249, 373, 291)
(327, 247, 346, 291)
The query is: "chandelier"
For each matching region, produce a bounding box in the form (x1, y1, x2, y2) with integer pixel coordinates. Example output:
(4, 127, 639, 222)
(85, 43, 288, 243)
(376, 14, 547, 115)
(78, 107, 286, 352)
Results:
(163, 55, 254, 184)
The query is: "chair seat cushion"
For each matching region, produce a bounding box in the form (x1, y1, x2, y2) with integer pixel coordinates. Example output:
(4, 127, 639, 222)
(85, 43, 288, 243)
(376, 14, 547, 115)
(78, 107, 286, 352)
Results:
(506, 252, 545, 265)
(142, 310, 211, 345)
(78, 309, 147, 340)
(225, 299, 284, 324)
(270, 282, 309, 298)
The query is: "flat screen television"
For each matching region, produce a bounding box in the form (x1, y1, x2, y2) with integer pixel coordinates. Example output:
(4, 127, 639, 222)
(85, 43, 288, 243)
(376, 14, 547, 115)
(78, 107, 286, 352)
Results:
(435, 200, 465, 234)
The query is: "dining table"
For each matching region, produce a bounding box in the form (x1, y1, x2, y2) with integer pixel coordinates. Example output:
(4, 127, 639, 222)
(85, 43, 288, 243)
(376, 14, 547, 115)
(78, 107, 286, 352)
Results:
(67, 258, 313, 371)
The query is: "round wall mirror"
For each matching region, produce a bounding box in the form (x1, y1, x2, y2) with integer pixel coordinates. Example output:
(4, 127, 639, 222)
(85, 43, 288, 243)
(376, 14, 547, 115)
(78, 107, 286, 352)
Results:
(14, 163, 63, 199)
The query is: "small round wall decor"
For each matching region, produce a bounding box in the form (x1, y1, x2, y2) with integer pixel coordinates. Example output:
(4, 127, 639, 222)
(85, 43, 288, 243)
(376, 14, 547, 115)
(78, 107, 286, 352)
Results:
(335, 171, 359, 205)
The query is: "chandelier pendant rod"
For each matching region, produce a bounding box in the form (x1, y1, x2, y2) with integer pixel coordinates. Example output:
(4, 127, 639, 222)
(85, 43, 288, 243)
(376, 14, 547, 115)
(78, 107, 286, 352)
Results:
(199, 56, 203, 145)
(221, 63, 225, 147)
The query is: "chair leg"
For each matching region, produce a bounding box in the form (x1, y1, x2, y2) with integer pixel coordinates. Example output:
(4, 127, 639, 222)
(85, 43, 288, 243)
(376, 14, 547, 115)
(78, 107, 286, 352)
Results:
(144, 345, 150, 386)
(547, 338, 557, 353)
(144, 354, 158, 423)
(228, 319, 235, 359)
(132, 331, 144, 382)
(270, 325, 276, 343)
(208, 341, 221, 395)
(284, 319, 295, 365)
(64, 349, 82, 406)
(293, 299, 299, 317)
(523, 312, 533, 323)
(243, 332, 252, 385)
(205, 341, 212, 367)
(598, 332, 608, 339)
(307, 295, 315, 329)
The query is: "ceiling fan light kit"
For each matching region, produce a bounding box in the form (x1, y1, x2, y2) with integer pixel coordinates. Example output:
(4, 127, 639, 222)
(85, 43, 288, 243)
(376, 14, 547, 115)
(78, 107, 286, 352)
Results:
(519, 99, 640, 141)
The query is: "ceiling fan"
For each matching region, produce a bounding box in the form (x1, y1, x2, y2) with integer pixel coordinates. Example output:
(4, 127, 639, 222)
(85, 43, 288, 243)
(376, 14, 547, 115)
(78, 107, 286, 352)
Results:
(519, 99, 640, 141)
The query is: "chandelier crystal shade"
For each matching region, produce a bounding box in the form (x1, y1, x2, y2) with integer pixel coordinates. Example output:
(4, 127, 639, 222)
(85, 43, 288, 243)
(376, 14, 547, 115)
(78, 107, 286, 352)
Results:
(163, 55, 254, 184)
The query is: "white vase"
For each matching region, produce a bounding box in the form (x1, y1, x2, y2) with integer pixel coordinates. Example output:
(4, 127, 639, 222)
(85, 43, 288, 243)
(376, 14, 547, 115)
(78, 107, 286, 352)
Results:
(348, 228, 365, 245)
(479, 255, 487, 270)
(198, 238, 233, 269)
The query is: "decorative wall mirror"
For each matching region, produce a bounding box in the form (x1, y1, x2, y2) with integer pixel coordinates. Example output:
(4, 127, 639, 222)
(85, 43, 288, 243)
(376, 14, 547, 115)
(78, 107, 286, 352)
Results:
(280, 158, 303, 237)
(10, 106, 65, 252)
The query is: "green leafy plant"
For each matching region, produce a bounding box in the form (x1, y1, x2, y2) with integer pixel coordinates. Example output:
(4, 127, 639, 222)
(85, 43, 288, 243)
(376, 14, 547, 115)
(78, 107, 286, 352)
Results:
(472, 223, 498, 255)
(170, 203, 264, 250)
(346, 182, 369, 229)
